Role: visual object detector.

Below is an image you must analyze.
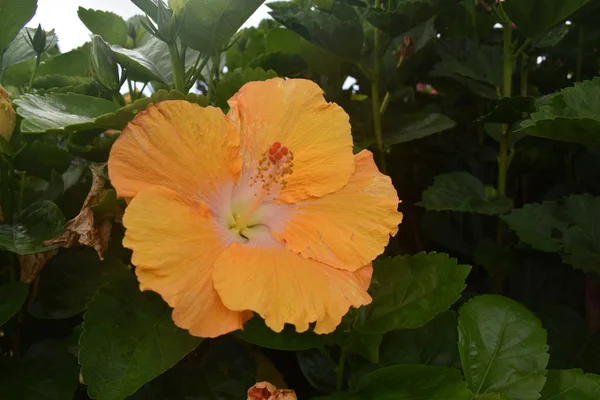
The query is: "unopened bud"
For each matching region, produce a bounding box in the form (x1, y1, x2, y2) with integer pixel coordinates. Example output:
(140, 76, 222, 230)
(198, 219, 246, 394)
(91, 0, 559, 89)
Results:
(26, 24, 48, 55)
(0, 85, 16, 143)
(90, 35, 120, 92)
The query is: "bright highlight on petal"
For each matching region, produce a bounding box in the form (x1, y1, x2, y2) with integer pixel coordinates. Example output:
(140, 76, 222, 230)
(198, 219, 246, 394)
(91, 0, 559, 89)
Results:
(122, 186, 250, 338)
(109, 78, 403, 338)
(270, 150, 403, 271)
(213, 236, 372, 334)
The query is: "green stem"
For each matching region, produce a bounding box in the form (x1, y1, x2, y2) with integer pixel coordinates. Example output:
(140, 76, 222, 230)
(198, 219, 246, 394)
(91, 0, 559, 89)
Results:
(168, 43, 186, 92)
(576, 25, 584, 82)
(494, 17, 514, 294)
(18, 172, 25, 213)
(27, 54, 41, 93)
(186, 55, 210, 92)
(207, 54, 220, 104)
(380, 55, 404, 116)
(370, 0, 386, 173)
(127, 78, 135, 101)
(520, 53, 529, 97)
(335, 346, 348, 392)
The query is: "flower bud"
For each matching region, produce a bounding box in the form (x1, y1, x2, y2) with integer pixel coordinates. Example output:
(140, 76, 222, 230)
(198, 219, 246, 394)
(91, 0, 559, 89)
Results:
(0, 85, 16, 143)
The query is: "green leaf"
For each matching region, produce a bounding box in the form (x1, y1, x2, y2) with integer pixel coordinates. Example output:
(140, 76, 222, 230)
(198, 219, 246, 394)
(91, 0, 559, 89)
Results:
(537, 307, 587, 369)
(458, 295, 549, 400)
(297, 349, 337, 393)
(503, 0, 589, 38)
(0, 201, 65, 255)
(79, 276, 202, 400)
(0, 340, 79, 400)
(347, 332, 383, 364)
(175, 0, 265, 54)
(13, 141, 72, 179)
(516, 78, 600, 144)
(0, 0, 37, 52)
(234, 316, 326, 351)
(501, 201, 568, 252)
(36, 43, 91, 78)
(532, 23, 571, 48)
(473, 239, 514, 275)
(90, 35, 120, 91)
(0, 282, 29, 326)
(479, 97, 536, 124)
(111, 35, 199, 85)
(323, 364, 473, 400)
(269, 0, 364, 60)
(475, 395, 509, 400)
(431, 39, 502, 99)
(384, 112, 456, 145)
(363, 0, 434, 37)
(78, 7, 129, 46)
(540, 369, 600, 399)
(14, 93, 120, 134)
(561, 195, 600, 273)
(215, 67, 277, 108)
(418, 172, 512, 215)
(29, 247, 129, 319)
(357, 252, 471, 333)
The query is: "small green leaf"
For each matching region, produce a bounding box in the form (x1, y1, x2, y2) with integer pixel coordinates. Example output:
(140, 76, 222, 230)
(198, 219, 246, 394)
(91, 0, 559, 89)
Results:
(28, 247, 130, 319)
(418, 172, 512, 215)
(501, 201, 568, 252)
(363, 0, 434, 37)
(234, 316, 326, 351)
(215, 67, 277, 108)
(475, 395, 509, 400)
(561, 195, 600, 273)
(322, 364, 473, 400)
(503, 0, 589, 38)
(384, 112, 455, 145)
(516, 78, 600, 144)
(0, 0, 37, 52)
(0, 283, 29, 326)
(13, 141, 72, 179)
(540, 369, 600, 399)
(0, 201, 65, 255)
(176, 0, 265, 54)
(78, 7, 129, 46)
(14, 93, 120, 134)
(0, 340, 79, 400)
(357, 252, 471, 333)
(79, 276, 202, 400)
(269, 0, 364, 60)
(458, 295, 549, 400)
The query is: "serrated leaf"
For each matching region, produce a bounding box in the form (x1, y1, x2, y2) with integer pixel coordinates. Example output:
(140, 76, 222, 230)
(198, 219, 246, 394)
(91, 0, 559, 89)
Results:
(234, 316, 326, 351)
(13, 141, 72, 179)
(357, 252, 471, 333)
(0, 340, 79, 400)
(78, 7, 129, 46)
(0, 282, 29, 326)
(176, 0, 265, 54)
(516, 78, 600, 144)
(384, 112, 455, 145)
(28, 247, 129, 319)
(540, 369, 600, 399)
(1, 28, 57, 71)
(458, 295, 549, 400)
(363, 0, 434, 37)
(322, 364, 473, 400)
(418, 172, 512, 215)
(269, 0, 363, 60)
(14, 93, 120, 134)
(503, 0, 589, 38)
(79, 276, 202, 400)
(0, 201, 65, 255)
(0, 0, 37, 52)
(502, 201, 568, 252)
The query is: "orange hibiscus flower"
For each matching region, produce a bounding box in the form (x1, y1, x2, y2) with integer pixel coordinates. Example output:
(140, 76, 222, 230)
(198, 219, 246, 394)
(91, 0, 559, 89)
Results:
(108, 78, 402, 338)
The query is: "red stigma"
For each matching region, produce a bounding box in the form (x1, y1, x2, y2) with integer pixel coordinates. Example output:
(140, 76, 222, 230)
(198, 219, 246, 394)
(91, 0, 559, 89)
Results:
(280, 146, 289, 155)
(274, 152, 283, 160)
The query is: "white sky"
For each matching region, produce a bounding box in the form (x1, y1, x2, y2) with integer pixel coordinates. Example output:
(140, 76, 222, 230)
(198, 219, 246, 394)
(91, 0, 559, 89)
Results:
(27, 0, 273, 52)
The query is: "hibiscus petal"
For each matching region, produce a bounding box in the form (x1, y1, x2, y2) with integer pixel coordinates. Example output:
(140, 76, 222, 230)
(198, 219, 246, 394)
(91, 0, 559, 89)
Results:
(269, 150, 402, 271)
(213, 237, 372, 334)
(108, 100, 241, 201)
(227, 78, 355, 203)
(123, 186, 250, 338)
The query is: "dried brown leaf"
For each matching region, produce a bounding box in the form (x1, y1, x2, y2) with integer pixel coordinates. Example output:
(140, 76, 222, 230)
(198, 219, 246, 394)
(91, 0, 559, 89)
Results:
(247, 382, 297, 400)
(19, 250, 56, 283)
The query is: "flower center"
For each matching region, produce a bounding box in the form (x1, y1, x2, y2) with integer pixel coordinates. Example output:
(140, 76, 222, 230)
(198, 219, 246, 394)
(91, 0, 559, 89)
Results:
(227, 142, 294, 241)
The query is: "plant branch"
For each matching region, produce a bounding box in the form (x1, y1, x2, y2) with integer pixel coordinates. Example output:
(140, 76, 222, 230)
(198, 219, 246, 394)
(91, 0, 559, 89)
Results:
(168, 43, 186, 92)
(27, 54, 41, 93)
(380, 55, 404, 116)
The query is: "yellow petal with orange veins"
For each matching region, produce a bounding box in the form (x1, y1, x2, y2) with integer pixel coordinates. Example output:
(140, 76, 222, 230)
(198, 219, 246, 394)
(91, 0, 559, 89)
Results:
(213, 238, 372, 334)
(123, 186, 249, 338)
(227, 78, 354, 203)
(271, 150, 402, 271)
(108, 100, 241, 201)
